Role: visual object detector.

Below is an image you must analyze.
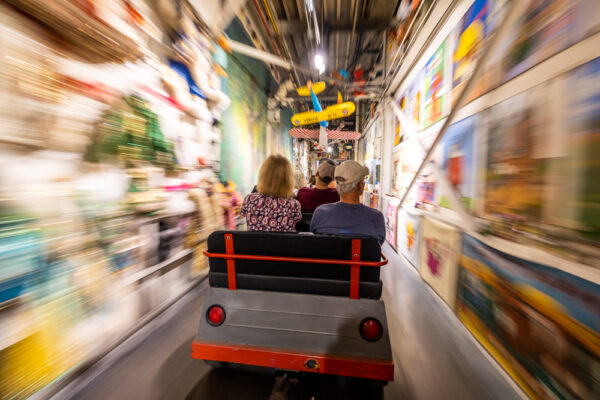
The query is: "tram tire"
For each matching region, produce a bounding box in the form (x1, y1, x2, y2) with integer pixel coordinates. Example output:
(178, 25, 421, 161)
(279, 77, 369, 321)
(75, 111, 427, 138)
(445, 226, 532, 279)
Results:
(204, 360, 229, 368)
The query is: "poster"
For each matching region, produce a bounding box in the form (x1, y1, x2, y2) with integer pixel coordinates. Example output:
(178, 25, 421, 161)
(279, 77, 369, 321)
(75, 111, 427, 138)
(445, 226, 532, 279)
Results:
(385, 197, 400, 248)
(502, 0, 600, 82)
(394, 117, 403, 147)
(482, 84, 551, 234)
(391, 149, 401, 197)
(561, 57, 600, 245)
(395, 139, 421, 205)
(457, 234, 600, 399)
(439, 115, 478, 211)
(450, 0, 491, 106)
(396, 207, 422, 268)
(423, 40, 447, 128)
(418, 216, 461, 308)
(409, 70, 424, 131)
(542, 57, 600, 265)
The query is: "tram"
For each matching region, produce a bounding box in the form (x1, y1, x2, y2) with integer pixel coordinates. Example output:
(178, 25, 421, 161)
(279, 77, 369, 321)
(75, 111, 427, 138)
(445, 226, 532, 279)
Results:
(191, 230, 394, 384)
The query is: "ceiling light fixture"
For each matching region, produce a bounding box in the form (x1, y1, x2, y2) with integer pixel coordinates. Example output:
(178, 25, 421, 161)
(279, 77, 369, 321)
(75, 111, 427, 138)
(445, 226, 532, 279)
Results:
(305, 0, 314, 12)
(314, 53, 325, 75)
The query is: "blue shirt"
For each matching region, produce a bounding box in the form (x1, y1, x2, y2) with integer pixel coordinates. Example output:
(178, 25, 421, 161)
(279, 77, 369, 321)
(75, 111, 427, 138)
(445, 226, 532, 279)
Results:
(310, 202, 386, 244)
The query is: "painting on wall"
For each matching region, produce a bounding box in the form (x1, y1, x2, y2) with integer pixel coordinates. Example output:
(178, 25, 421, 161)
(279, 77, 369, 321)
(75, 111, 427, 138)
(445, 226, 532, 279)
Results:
(438, 115, 478, 211)
(423, 40, 447, 129)
(561, 58, 600, 242)
(395, 139, 421, 205)
(543, 57, 600, 265)
(418, 216, 461, 308)
(450, 0, 491, 106)
(394, 117, 403, 147)
(396, 206, 422, 268)
(385, 197, 400, 249)
(411, 70, 424, 131)
(457, 234, 600, 400)
(482, 84, 551, 237)
(502, 0, 600, 82)
(391, 149, 401, 197)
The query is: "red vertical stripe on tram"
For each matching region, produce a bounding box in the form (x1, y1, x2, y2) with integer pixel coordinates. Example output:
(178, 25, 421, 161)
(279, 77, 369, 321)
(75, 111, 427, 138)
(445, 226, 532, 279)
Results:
(350, 239, 361, 299)
(224, 233, 237, 290)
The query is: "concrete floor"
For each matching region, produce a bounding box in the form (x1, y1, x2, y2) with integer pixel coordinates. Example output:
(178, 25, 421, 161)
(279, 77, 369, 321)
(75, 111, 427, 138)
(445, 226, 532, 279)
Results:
(53, 244, 525, 400)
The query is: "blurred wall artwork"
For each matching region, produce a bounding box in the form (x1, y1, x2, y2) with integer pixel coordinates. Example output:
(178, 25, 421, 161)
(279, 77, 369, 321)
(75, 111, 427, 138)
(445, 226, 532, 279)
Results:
(482, 84, 549, 240)
(552, 57, 600, 261)
(501, 0, 600, 83)
(418, 217, 461, 308)
(396, 207, 422, 269)
(384, 197, 400, 249)
(457, 234, 600, 400)
(450, 0, 491, 106)
(438, 115, 477, 211)
(423, 40, 448, 129)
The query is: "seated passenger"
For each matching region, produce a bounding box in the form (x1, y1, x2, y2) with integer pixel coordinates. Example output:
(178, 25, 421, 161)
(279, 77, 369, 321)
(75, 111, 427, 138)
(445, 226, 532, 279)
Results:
(296, 159, 340, 212)
(241, 155, 302, 232)
(310, 161, 385, 244)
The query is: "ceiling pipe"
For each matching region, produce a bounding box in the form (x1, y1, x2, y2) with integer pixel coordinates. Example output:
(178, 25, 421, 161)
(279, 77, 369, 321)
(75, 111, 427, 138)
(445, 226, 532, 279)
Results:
(228, 40, 293, 69)
(346, 0, 360, 69)
(252, 0, 283, 57)
(227, 39, 381, 89)
(262, 0, 303, 84)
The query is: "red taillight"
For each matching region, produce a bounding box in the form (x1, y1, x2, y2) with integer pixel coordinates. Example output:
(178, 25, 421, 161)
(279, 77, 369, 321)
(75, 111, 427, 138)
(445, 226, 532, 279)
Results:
(206, 305, 225, 326)
(360, 318, 382, 341)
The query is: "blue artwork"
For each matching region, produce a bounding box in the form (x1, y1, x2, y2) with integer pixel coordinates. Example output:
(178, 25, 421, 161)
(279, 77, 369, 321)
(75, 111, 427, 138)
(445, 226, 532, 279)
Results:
(439, 115, 477, 210)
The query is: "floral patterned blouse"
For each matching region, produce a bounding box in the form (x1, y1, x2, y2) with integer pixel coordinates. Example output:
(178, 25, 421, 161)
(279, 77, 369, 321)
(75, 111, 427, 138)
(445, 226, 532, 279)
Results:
(241, 193, 302, 232)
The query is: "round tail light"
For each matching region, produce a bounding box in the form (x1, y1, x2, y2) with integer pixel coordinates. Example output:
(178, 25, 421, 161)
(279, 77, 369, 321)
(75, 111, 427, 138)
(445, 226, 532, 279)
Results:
(360, 318, 382, 341)
(206, 305, 225, 326)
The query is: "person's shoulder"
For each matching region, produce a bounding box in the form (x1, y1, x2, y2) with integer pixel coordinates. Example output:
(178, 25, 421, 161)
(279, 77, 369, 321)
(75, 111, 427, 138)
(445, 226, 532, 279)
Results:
(318, 201, 339, 209)
(366, 207, 385, 222)
(244, 192, 262, 202)
(297, 187, 312, 194)
(314, 201, 339, 213)
(356, 204, 383, 216)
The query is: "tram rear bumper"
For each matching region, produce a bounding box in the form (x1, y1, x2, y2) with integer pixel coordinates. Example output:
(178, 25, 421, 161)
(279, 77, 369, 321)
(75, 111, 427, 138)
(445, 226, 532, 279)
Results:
(191, 287, 394, 382)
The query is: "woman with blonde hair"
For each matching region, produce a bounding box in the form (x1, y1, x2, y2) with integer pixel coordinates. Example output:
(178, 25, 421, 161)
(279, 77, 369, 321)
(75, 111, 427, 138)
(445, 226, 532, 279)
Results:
(241, 155, 302, 232)
(293, 168, 306, 196)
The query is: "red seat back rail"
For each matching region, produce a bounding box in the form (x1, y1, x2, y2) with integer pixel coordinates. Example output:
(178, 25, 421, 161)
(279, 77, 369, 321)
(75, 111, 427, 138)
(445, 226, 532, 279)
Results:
(204, 236, 387, 299)
(202, 251, 388, 267)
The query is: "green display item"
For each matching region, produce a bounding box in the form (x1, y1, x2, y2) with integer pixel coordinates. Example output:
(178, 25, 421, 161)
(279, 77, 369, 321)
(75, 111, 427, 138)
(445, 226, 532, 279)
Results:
(84, 95, 176, 169)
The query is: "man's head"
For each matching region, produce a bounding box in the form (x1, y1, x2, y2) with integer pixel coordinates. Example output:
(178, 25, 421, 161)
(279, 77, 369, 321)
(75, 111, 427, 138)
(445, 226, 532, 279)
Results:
(315, 159, 336, 187)
(334, 161, 369, 200)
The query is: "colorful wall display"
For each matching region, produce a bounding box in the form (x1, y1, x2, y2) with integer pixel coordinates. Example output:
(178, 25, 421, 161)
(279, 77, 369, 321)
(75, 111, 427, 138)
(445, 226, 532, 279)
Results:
(396, 207, 422, 268)
(418, 216, 461, 308)
(482, 84, 550, 233)
(450, 0, 491, 106)
(384, 197, 400, 249)
(423, 40, 448, 129)
(394, 139, 421, 204)
(411, 70, 424, 130)
(394, 116, 403, 147)
(457, 234, 600, 400)
(556, 57, 600, 245)
(502, 0, 600, 83)
(438, 115, 478, 211)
